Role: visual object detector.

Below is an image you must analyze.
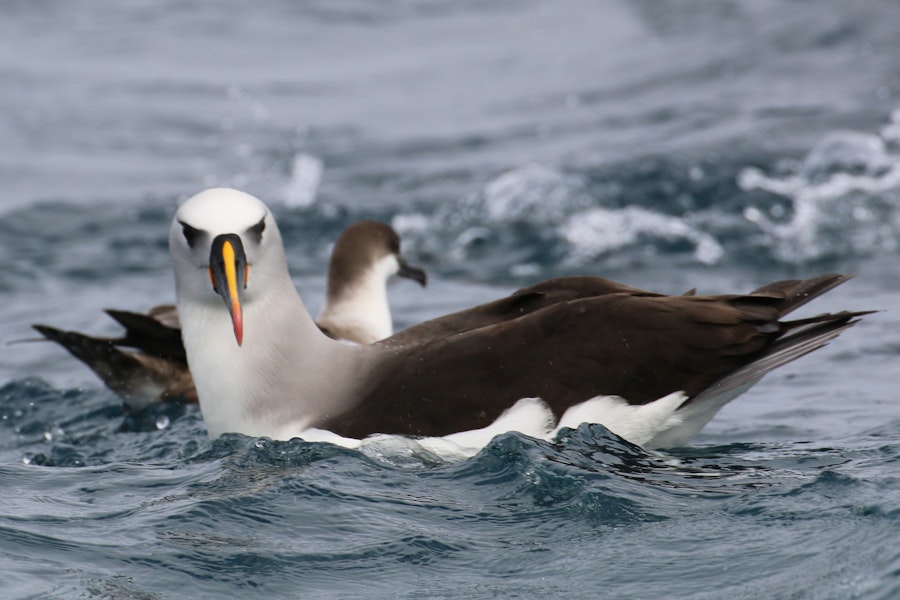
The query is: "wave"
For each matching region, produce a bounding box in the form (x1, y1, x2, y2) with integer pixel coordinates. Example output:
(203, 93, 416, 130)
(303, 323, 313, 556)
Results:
(357, 108, 900, 274)
(738, 116, 900, 263)
(5, 108, 900, 298)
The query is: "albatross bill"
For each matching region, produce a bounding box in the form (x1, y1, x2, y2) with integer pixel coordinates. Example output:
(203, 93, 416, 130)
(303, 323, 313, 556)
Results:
(169, 188, 872, 450)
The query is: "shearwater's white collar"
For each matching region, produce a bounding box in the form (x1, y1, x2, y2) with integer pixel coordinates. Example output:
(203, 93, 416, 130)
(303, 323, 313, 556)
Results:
(316, 253, 400, 344)
(315, 220, 425, 344)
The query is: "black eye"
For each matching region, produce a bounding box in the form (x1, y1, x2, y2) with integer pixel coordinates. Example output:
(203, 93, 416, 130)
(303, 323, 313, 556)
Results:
(179, 221, 201, 248)
(247, 217, 266, 245)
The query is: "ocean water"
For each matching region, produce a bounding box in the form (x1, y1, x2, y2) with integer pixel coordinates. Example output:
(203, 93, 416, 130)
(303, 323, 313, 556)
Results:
(2, 1, 900, 598)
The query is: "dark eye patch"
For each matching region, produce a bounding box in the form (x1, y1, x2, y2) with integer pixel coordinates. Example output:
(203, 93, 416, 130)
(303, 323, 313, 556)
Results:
(179, 220, 203, 248)
(247, 216, 266, 245)
(388, 231, 401, 254)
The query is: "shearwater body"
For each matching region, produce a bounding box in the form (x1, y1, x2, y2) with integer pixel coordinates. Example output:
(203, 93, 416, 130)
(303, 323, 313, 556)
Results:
(2, 1, 900, 598)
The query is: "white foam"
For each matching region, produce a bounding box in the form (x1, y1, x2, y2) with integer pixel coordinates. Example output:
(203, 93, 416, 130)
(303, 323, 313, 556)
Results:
(737, 125, 900, 263)
(391, 162, 726, 269)
(283, 153, 324, 207)
(559, 206, 724, 267)
(880, 108, 900, 142)
(482, 163, 585, 222)
(801, 131, 892, 181)
(391, 213, 431, 237)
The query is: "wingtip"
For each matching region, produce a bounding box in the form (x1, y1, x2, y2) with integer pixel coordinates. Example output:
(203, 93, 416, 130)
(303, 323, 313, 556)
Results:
(103, 308, 135, 326)
(32, 323, 61, 340)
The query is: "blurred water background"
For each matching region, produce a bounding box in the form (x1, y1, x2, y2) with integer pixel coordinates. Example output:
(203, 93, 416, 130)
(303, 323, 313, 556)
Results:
(2, 1, 900, 598)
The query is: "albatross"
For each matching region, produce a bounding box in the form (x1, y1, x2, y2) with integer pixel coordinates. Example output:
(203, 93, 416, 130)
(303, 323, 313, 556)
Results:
(170, 188, 870, 450)
(33, 219, 426, 411)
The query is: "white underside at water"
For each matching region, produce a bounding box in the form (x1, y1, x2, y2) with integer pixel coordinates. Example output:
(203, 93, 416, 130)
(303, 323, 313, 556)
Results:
(289, 388, 742, 463)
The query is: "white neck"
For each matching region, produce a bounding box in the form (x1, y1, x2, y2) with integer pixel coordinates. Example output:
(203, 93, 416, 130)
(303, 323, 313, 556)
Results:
(177, 272, 363, 440)
(316, 257, 395, 344)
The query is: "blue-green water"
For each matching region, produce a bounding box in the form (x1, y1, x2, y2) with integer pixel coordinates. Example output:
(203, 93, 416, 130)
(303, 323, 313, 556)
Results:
(2, 1, 900, 598)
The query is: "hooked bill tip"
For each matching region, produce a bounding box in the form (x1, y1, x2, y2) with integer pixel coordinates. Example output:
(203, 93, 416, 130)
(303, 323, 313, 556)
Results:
(232, 300, 243, 346)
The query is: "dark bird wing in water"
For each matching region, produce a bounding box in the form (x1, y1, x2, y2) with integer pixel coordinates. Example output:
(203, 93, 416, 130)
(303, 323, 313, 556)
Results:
(105, 305, 185, 361)
(32, 322, 195, 411)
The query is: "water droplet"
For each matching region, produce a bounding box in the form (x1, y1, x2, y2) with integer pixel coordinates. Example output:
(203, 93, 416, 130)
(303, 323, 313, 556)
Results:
(743, 206, 762, 223)
(852, 206, 872, 221)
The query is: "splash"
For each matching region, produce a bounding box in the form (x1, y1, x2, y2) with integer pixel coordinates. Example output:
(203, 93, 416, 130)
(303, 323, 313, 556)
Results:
(393, 163, 725, 275)
(559, 206, 724, 267)
(481, 163, 590, 222)
(283, 153, 324, 208)
(738, 114, 900, 263)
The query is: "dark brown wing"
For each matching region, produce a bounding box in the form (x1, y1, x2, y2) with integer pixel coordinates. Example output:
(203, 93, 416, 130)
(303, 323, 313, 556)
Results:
(32, 324, 195, 410)
(328, 274, 866, 438)
(387, 276, 659, 344)
(748, 273, 854, 316)
(105, 305, 186, 362)
(329, 293, 775, 437)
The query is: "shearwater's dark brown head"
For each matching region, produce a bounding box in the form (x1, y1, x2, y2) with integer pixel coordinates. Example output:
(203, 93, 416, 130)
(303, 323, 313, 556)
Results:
(326, 220, 426, 303)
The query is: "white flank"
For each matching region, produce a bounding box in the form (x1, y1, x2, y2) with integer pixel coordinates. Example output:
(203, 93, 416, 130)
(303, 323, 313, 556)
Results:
(551, 392, 688, 448)
(295, 397, 556, 463)
(441, 397, 556, 450)
(291, 392, 702, 463)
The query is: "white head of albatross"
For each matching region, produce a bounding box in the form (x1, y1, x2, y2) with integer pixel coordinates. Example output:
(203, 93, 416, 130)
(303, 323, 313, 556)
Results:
(171, 188, 869, 451)
(170, 188, 368, 439)
(31, 212, 427, 415)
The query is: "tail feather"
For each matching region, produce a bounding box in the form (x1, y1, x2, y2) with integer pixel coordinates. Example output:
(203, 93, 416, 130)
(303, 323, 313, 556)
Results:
(684, 274, 869, 408)
(750, 273, 854, 317)
(687, 312, 865, 409)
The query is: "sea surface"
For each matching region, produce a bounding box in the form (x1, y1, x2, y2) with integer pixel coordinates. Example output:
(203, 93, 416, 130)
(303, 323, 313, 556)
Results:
(2, 1, 900, 598)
